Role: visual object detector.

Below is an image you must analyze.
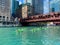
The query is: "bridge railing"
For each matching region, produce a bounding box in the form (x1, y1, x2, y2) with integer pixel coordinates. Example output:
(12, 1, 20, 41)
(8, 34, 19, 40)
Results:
(27, 12, 60, 19)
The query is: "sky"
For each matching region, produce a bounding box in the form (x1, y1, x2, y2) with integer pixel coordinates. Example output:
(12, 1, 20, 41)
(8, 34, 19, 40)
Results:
(17, 0, 24, 5)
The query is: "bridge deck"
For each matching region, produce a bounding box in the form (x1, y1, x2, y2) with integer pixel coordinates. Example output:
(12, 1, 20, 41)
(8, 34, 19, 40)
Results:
(20, 12, 60, 23)
(25, 17, 60, 22)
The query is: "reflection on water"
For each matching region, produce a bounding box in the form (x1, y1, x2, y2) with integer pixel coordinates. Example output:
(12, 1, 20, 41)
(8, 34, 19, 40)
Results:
(0, 26, 60, 45)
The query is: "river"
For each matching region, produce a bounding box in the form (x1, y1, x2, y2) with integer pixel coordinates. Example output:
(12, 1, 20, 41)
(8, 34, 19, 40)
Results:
(0, 26, 60, 45)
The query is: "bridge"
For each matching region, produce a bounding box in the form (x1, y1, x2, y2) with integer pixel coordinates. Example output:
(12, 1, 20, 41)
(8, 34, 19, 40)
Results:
(19, 12, 60, 26)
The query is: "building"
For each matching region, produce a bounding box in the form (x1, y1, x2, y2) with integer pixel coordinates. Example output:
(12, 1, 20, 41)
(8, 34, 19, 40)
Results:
(11, 0, 19, 16)
(0, 0, 11, 21)
(16, 3, 33, 19)
(24, 0, 44, 15)
(50, 0, 60, 12)
(32, 0, 44, 15)
(24, 0, 53, 15)
(24, 0, 32, 5)
(44, 0, 50, 14)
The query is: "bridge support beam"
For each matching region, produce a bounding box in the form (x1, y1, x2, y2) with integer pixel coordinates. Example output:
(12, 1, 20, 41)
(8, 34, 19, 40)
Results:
(20, 22, 47, 26)
(20, 22, 29, 26)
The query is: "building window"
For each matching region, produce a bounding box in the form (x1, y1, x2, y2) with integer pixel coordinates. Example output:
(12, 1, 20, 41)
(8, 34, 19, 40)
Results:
(28, 9, 30, 12)
(3, 16, 5, 18)
(7, 17, 9, 21)
(0, 16, 2, 20)
(0, 16, 2, 18)
(52, 8, 55, 12)
(3, 16, 5, 21)
(7, 17, 8, 19)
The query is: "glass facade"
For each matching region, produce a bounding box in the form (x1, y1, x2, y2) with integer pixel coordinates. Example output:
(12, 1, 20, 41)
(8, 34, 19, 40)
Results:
(11, 0, 19, 14)
(32, 0, 43, 15)
(50, 0, 60, 12)
(44, 0, 50, 14)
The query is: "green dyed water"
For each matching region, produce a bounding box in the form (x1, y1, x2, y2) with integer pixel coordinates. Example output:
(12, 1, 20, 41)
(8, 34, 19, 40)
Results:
(0, 26, 60, 45)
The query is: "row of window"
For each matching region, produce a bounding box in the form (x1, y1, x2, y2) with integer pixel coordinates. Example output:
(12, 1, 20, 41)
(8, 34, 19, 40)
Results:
(0, 16, 9, 21)
(0, 16, 8, 19)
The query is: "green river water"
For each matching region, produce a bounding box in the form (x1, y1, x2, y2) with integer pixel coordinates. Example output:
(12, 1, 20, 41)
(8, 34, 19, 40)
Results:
(0, 26, 60, 45)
